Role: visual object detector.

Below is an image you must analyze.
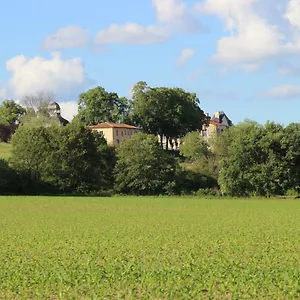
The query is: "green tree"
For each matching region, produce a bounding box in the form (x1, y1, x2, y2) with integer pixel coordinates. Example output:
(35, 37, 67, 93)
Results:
(131, 82, 206, 148)
(77, 86, 130, 125)
(0, 100, 26, 125)
(114, 132, 177, 195)
(10, 122, 113, 194)
(180, 131, 210, 160)
(218, 121, 288, 197)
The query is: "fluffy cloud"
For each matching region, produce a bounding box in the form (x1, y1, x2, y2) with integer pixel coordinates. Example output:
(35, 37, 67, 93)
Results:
(59, 101, 78, 121)
(266, 85, 300, 98)
(95, 23, 168, 44)
(5, 52, 90, 101)
(42, 25, 89, 51)
(95, 0, 203, 45)
(196, 0, 300, 67)
(176, 48, 195, 66)
(285, 0, 300, 28)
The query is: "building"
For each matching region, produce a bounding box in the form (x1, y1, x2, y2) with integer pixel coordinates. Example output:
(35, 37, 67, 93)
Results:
(88, 122, 140, 145)
(201, 111, 232, 139)
(48, 102, 69, 126)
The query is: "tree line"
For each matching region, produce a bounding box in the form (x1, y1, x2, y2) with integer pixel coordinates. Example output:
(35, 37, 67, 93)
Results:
(1, 83, 300, 197)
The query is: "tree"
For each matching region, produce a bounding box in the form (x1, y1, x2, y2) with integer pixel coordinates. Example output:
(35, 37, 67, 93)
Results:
(179, 131, 219, 180)
(21, 91, 55, 114)
(77, 86, 130, 125)
(131, 82, 206, 148)
(114, 132, 177, 195)
(218, 121, 288, 197)
(10, 122, 114, 194)
(180, 131, 210, 160)
(0, 100, 26, 126)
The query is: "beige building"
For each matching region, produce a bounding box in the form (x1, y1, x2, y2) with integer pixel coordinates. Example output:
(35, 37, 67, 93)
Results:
(201, 111, 232, 140)
(88, 122, 140, 145)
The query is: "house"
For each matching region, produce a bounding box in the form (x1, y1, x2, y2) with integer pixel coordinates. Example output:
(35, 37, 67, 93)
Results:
(201, 111, 232, 139)
(88, 122, 140, 145)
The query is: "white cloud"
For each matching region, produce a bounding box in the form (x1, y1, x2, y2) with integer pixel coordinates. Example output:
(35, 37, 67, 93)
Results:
(176, 48, 195, 66)
(95, 0, 203, 45)
(42, 25, 89, 51)
(95, 23, 169, 44)
(0, 81, 7, 100)
(6, 52, 89, 100)
(196, 0, 300, 68)
(59, 101, 78, 121)
(267, 85, 300, 98)
(285, 0, 300, 28)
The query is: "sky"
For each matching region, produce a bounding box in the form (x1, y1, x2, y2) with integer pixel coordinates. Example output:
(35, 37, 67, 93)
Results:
(1, 0, 300, 124)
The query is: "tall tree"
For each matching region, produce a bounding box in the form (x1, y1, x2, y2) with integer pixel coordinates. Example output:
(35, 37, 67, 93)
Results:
(131, 82, 206, 148)
(77, 86, 130, 125)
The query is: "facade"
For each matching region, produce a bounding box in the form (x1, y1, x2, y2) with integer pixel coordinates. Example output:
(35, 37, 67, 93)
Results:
(201, 111, 232, 140)
(88, 122, 140, 145)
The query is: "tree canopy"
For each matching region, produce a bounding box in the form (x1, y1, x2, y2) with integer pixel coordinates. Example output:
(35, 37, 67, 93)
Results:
(114, 132, 177, 195)
(131, 81, 207, 148)
(77, 86, 130, 125)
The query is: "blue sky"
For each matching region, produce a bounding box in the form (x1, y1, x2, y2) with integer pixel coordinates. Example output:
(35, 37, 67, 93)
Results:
(1, 0, 300, 124)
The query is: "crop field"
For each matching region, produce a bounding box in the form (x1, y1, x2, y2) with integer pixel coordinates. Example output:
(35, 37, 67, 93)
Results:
(0, 196, 299, 299)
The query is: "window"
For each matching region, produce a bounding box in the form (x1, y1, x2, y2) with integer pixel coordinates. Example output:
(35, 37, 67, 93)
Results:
(116, 139, 120, 144)
(121, 131, 123, 136)
(99, 131, 103, 135)
(116, 130, 118, 136)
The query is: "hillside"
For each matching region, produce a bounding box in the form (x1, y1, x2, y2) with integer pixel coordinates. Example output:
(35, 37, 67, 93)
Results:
(0, 143, 12, 160)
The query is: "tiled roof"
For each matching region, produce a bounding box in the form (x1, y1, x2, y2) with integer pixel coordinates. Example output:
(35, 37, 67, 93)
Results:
(210, 120, 226, 126)
(88, 122, 139, 129)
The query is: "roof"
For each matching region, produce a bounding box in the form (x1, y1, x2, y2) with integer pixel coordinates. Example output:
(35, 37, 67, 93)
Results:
(88, 122, 139, 129)
(210, 120, 224, 126)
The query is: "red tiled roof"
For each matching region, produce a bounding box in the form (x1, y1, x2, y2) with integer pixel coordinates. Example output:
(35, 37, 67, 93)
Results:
(209, 120, 227, 126)
(88, 122, 139, 129)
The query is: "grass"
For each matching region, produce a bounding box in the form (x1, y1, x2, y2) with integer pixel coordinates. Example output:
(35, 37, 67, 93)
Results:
(0, 196, 299, 299)
(0, 142, 12, 160)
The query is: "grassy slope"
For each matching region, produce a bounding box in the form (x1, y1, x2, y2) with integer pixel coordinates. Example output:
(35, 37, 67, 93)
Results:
(0, 196, 299, 298)
(0, 142, 12, 160)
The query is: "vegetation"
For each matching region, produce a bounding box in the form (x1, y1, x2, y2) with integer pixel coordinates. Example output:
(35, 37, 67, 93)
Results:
(0, 142, 12, 160)
(0, 196, 299, 299)
(114, 133, 177, 195)
(131, 81, 207, 149)
(77, 86, 130, 125)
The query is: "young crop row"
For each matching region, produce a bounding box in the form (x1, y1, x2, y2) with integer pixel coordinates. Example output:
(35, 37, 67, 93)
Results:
(0, 196, 299, 298)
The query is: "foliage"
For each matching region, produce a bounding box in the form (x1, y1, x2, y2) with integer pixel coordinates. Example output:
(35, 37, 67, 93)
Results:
(131, 82, 206, 148)
(114, 132, 177, 195)
(0, 100, 26, 126)
(10, 122, 113, 194)
(179, 131, 210, 160)
(77, 86, 130, 125)
(0, 196, 299, 299)
(0, 159, 18, 194)
(218, 121, 292, 197)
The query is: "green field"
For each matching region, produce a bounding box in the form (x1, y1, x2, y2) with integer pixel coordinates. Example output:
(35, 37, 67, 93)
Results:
(0, 142, 12, 160)
(0, 197, 299, 299)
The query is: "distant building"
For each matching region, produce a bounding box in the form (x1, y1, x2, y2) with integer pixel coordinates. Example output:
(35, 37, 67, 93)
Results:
(48, 102, 69, 126)
(201, 111, 232, 139)
(88, 122, 140, 145)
